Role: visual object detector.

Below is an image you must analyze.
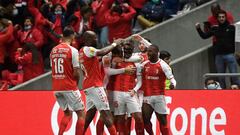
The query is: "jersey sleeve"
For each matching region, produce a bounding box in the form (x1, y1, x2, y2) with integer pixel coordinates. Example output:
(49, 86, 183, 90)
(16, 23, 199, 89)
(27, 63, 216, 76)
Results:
(161, 60, 176, 88)
(83, 46, 98, 58)
(71, 47, 80, 68)
(133, 63, 143, 92)
(136, 63, 143, 76)
(125, 54, 142, 63)
(161, 60, 174, 79)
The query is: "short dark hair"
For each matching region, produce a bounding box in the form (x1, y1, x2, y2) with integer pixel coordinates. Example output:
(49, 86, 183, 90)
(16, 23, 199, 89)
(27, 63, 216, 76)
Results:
(25, 16, 34, 25)
(149, 44, 159, 52)
(217, 9, 227, 16)
(80, 5, 92, 14)
(159, 50, 171, 59)
(62, 26, 75, 37)
(204, 77, 218, 86)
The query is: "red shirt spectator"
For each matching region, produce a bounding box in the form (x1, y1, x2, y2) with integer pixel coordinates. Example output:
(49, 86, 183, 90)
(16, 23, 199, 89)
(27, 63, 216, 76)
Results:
(129, 0, 147, 9)
(15, 44, 44, 82)
(105, 3, 136, 43)
(208, 12, 234, 26)
(206, 3, 234, 43)
(17, 17, 44, 49)
(91, 0, 115, 28)
(0, 23, 13, 64)
(28, 4, 61, 44)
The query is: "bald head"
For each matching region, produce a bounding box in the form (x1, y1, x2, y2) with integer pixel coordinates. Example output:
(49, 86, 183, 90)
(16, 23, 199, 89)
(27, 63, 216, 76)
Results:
(83, 31, 96, 39)
(83, 31, 97, 47)
(147, 44, 159, 62)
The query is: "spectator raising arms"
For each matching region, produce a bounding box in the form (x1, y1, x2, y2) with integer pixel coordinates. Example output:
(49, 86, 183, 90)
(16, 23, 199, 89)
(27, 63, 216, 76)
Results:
(15, 43, 44, 82)
(105, 2, 136, 43)
(0, 19, 13, 79)
(196, 10, 240, 89)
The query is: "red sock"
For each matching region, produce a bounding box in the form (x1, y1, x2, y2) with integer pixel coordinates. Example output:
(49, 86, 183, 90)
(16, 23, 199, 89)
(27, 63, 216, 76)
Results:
(76, 119, 85, 135)
(96, 119, 104, 135)
(145, 122, 154, 135)
(59, 115, 72, 135)
(108, 125, 117, 135)
(135, 120, 144, 135)
(116, 122, 125, 135)
(125, 117, 132, 135)
(160, 124, 169, 135)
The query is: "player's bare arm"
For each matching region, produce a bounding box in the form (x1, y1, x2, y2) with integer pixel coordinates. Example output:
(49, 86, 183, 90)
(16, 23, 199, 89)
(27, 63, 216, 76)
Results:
(96, 39, 124, 56)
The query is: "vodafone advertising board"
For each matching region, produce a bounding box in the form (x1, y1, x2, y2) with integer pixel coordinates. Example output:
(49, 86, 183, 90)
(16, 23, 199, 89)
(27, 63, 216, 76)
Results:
(0, 90, 239, 135)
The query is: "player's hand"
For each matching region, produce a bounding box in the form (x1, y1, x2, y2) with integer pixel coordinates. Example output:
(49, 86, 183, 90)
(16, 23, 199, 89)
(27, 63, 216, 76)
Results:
(1, 18, 12, 26)
(14, 24, 21, 31)
(129, 89, 136, 97)
(124, 65, 136, 75)
(131, 34, 142, 41)
(17, 48, 23, 53)
(122, 3, 129, 8)
(112, 57, 123, 63)
(169, 84, 175, 89)
(195, 22, 201, 29)
(113, 38, 125, 46)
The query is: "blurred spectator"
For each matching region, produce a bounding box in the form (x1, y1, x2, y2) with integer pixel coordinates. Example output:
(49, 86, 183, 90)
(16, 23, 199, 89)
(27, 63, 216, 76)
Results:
(206, 3, 234, 28)
(137, 0, 164, 29)
(162, 0, 180, 20)
(159, 50, 173, 90)
(105, 2, 136, 43)
(202, 3, 234, 74)
(204, 77, 222, 89)
(1, 69, 23, 87)
(68, 5, 94, 49)
(48, 4, 66, 34)
(230, 84, 239, 90)
(16, 17, 44, 49)
(15, 43, 44, 82)
(0, 19, 13, 79)
(128, 0, 147, 33)
(91, 0, 114, 47)
(196, 10, 240, 88)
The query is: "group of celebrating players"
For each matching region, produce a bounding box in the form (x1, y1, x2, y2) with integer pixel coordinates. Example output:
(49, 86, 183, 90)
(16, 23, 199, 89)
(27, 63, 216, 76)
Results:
(50, 26, 176, 135)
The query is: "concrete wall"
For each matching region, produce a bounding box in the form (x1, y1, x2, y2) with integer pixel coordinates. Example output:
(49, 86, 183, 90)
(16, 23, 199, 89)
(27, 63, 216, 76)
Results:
(11, 0, 240, 90)
(171, 45, 211, 89)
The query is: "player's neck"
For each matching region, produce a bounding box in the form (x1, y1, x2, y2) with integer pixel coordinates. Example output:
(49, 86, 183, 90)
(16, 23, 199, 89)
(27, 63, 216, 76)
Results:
(61, 39, 72, 46)
(150, 58, 159, 63)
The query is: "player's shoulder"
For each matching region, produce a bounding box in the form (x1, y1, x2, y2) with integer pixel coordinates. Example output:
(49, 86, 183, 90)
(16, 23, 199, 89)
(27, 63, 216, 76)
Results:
(142, 60, 150, 66)
(159, 59, 168, 65)
(68, 45, 78, 52)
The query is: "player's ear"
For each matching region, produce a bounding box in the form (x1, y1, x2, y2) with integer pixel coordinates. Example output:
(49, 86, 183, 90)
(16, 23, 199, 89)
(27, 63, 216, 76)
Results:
(158, 52, 160, 57)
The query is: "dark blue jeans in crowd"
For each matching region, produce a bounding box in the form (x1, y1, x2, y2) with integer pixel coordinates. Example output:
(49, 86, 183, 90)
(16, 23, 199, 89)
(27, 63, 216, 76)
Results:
(215, 53, 240, 88)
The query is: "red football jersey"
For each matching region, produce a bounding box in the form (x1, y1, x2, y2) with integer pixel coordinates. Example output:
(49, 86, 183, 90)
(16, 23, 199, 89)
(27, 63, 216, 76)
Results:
(50, 43, 79, 91)
(139, 52, 148, 62)
(79, 47, 103, 89)
(111, 61, 136, 92)
(142, 59, 174, 96)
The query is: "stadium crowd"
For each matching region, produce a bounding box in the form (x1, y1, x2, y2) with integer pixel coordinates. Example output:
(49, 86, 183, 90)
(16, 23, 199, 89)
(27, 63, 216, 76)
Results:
(0, 0, 212, 90)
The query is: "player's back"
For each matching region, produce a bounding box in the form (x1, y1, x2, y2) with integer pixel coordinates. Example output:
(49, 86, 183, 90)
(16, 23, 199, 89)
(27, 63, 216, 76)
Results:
(50, 43, 78, 91)
(79, 47, 103, 89)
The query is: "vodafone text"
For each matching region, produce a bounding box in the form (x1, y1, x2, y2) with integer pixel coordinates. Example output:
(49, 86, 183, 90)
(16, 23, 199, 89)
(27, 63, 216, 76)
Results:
(166, 96, 226, 135)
